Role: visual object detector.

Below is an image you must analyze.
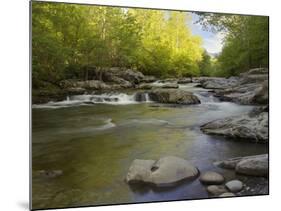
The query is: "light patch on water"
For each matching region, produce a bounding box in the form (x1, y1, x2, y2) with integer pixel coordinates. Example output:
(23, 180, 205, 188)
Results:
(128, 118, 170, 126)
(94, 118, 116, 130)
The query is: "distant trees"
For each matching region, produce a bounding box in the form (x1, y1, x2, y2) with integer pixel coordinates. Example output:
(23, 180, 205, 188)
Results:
(32, 2, 204, 89)
(196, 13, 269, 76)
(32, 2, 269, 90)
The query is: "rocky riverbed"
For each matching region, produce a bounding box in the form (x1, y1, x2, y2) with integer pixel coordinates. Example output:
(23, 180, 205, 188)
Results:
(32, 67, 269, 209)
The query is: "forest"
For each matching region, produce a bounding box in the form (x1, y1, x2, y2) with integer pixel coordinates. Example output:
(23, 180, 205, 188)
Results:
(32, 2, 268, 90)
(32, 3, 269, 209)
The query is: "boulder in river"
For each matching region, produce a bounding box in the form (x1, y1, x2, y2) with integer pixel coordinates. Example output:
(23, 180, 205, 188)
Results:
(137, 83, 154, 90)
(102, 67, 144, 85)
(178, 78, 192, 84)
(199, 77, 239, 89)
(213, 68, 268, 105)
(148, 89, 201, 105)
(36, 170, 63, 179)
(225, 180, 243, 193)
(215, 154, 268, 177)
(125, 156, 199, 187)
(199, 171, 225, 185)
(161, 83, 179, 89)
(140, 75, 157, 83)
(236, 154, 268, 177)
(200, 111, 268, 143)
(206, 185, 228, 196)
(76, 80, 111, 90)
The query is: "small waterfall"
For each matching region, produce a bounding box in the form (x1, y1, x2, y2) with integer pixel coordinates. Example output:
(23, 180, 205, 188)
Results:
(134, 92, 151, 102)
(144, 93, 150, 102)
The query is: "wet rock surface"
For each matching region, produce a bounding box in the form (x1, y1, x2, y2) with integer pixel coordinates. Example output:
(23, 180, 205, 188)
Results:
(225, 180, 243, 192)
(200, 111, 268, 143)
(199, 171, 225, 185)
(213, 68, 269, 105)
(148, 89, 201, 105)
(215, 154, 268, 177)
(126, 156, 199, 187)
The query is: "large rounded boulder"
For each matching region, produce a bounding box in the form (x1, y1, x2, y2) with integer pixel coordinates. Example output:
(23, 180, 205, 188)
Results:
(235, 154, 268, 177)
(148, 89, 200, 105)
(199, 171, 225, 185)
(125, 156, 199, 187)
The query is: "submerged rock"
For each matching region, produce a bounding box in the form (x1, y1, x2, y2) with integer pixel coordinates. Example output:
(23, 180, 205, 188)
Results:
(215, 154, 268, 177)
(200, 112, 268, 142)
(125, 156, 199, 187)
(199, 171, 225, 185)
(36, 170, 63, 179)
(225, 180, 243, 192)
(219, 192, 236, 197)
(148, 89, 200, 105)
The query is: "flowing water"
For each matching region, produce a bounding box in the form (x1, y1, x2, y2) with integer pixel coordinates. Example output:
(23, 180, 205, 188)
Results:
(32, 83, 268, 209)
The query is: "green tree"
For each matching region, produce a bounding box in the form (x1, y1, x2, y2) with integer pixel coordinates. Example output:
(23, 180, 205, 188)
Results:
(196, 13, 269, 76)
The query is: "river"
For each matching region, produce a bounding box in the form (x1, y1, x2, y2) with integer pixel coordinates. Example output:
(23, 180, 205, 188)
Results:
(32, 83, 268, 209)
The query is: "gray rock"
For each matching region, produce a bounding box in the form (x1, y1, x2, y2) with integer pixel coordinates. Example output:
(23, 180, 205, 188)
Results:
(158, 78, 178, 83)
(119, 69, 144, 84)
(213, 68, 268, 105)
(206, 185, 228, 196)
(148, 89, 200, 105)
(104, 75, 133, 88)
(161, 83, 179, 89)
(126, 156, 199, 186)
(76, 80, 110, 90)
(225, 180, 243, 192)
(141, 76, 157, 83)
(199, 171, 225, 185)
(66, 87, 86, 95)
(215, 154, 268, 177)
(219, 192, 236, 197)
(236, 154, 268, 177)
(200, 112, 268, 142)
(245, 68, 269, 75)
(178, 78, 192, 84)
(103, 67, 144, 84)
(200, 77, 238, 89)
(138, 83, 154, 90)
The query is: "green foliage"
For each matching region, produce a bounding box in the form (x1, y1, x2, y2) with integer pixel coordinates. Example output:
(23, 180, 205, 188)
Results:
(198, 51, 212, 76)
(32, 2, 269, 89)
(32, 2, 204, 89)
(196, 13, 269, 76)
